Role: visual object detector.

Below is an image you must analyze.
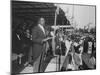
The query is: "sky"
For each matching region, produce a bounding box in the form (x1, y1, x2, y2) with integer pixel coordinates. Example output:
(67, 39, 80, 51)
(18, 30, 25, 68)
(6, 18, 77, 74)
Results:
(55, 4, 96, 29)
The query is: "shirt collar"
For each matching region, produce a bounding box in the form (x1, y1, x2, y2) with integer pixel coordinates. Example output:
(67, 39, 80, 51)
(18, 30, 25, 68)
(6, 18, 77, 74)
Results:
(38, 24, 44, 28)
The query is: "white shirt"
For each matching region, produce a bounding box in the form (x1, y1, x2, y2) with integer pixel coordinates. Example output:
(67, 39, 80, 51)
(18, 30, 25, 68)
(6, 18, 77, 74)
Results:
(38, 24, 45, 34)
(65, 40, 72, 56)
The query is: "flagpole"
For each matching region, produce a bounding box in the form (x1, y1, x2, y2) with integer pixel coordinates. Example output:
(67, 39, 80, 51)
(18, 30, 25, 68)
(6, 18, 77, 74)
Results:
(54, 6, 61, 71)
(52, 6, 58, 71)
(54, 9, 57, 26)
(52, 6, 58, 53)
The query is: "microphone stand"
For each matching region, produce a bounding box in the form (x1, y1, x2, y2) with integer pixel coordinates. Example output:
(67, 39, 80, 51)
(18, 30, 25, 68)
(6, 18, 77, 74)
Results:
(58, 28, 63, 71)
(58, 40, 61, 71)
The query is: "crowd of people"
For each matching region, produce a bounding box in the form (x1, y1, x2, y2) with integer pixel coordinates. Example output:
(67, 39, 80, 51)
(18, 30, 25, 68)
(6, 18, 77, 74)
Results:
(60, 33, 96, 71)
(46, 26, 96, 71)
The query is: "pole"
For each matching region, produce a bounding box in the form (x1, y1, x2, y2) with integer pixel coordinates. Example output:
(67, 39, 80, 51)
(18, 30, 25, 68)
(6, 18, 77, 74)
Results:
(52, 7, 57, 52)
(53, 6, 58, 71)
(54, 7, 57, 71)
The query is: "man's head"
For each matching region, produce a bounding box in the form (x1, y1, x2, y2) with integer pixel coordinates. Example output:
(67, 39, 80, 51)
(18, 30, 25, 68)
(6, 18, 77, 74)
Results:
(38, 17, 45, 26)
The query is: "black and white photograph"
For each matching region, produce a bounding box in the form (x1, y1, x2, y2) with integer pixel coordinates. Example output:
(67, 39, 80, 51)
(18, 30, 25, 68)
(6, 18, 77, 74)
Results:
(11, 0, 96, 74)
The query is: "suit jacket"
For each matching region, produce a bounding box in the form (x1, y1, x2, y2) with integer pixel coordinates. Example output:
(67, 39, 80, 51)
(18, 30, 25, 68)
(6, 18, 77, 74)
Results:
(32, 25, 46, 62)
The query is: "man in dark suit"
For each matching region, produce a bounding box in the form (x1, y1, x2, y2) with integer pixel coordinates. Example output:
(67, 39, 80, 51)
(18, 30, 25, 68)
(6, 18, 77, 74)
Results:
(32, 17, 48, 73)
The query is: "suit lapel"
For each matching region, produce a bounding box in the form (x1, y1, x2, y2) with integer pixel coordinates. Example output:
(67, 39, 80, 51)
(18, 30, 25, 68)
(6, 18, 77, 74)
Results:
(38, 26, 46, 37)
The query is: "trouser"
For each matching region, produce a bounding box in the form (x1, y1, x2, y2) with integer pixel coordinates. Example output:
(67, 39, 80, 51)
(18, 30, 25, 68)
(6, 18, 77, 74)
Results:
(28, 46, 33, 64)
(61, 54, 72, 70)
(33, 54, 41, 73)
(33, 50, 46, 73)
(82, 53, 95, 69)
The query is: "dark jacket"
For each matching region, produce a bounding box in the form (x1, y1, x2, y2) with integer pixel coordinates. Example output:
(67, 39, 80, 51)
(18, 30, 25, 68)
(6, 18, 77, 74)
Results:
(32, 25, 46, 62)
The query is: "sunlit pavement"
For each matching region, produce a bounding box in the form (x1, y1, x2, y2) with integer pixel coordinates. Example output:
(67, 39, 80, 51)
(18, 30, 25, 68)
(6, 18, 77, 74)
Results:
(20, 56, 66, 74)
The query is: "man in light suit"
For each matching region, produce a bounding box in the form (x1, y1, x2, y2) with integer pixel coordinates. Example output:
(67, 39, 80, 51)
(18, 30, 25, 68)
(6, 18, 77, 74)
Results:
(32, 17, 48, 73)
